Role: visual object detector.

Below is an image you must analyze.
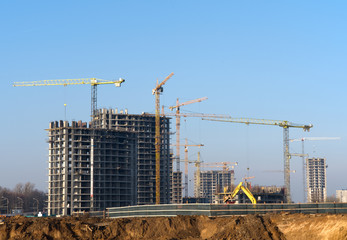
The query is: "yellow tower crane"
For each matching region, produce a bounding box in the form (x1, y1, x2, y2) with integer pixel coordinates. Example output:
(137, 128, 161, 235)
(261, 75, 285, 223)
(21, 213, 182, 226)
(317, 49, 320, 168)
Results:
(152, 72, 174, 204)
(202, 117, 313, 203)
(13, 78, 125, 124)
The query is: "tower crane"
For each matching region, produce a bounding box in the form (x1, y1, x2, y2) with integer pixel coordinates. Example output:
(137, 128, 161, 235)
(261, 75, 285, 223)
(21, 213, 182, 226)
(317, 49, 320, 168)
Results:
(172, 139, 203, 198)
(152, 72, 174, 204)
(200, 161, 238, 172)
(290, 137, 340, 202)
(202, 117, 313, 203)
(175, 152, 203, 198)
(13, 78, 125, 124)
(169, 97, 208, 174)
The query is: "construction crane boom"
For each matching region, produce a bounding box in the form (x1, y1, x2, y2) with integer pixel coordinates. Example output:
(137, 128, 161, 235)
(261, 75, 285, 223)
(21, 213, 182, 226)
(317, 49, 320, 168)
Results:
(13, 78, 125, 87)
(13, 77, 125, 124)
(152, 73, 174, 204)
(143, 112, 229, 118)
(169, 97, 208, 110)
(290, 137, 341, 142)
(202, 116, 313, 203)
(201, 161, 238, 171)
(152, 73, 174, 94)
(203, 117, 312, 130)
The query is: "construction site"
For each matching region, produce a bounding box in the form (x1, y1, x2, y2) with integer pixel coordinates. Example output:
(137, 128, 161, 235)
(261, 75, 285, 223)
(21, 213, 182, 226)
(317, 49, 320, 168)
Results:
(2, 74, 344, 240)
(9, 75, 338, 209)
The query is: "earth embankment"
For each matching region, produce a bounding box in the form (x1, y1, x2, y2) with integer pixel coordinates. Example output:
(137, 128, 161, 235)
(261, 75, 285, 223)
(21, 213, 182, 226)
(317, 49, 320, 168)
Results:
(0, 213, 346, 240)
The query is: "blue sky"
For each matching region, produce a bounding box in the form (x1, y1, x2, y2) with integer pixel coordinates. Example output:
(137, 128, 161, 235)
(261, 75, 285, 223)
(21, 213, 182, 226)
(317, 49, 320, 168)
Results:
(1, 1, 346, 202)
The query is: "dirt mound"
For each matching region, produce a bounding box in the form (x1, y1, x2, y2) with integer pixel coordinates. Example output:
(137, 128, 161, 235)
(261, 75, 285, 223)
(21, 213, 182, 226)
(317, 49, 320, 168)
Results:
(0, 214, 284, 240)
(3, 213, 347, 240)
(270, 213, 347, 240)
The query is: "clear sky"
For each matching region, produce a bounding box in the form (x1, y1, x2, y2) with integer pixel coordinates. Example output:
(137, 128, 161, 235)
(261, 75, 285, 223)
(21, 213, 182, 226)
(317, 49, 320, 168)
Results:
(1, 1, 346, 202)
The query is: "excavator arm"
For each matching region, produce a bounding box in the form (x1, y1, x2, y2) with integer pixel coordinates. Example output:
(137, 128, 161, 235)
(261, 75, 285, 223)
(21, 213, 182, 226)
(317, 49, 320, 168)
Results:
(231, 182, 243, 199)
(223, 182, 257, 204)
(240, 186, 257, 204)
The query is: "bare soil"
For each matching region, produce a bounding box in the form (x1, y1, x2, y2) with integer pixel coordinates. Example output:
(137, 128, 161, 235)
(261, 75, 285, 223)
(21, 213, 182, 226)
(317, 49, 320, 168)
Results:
(0, 213, 346, 240)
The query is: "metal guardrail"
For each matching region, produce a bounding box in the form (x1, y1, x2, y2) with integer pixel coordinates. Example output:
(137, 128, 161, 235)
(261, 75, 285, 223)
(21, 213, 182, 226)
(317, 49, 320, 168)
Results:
(107, 203, 347, 218)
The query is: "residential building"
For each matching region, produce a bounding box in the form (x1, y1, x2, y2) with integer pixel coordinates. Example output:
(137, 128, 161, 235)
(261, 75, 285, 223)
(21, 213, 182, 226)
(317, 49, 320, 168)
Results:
(306, 157, 327, 203)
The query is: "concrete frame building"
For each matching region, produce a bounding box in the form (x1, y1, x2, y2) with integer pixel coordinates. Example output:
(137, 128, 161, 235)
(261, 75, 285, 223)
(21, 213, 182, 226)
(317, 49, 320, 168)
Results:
(306, 157, 327, 203)
(171, 171, 182, 203)
(194, 170, 235, 203)
(93, 109, 172, 205)
(336, 190, 347, 203)
(48, 109, 172, 216)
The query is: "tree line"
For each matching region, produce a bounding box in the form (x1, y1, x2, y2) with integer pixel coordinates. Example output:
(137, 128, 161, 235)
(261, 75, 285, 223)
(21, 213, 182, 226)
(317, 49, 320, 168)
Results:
(0, 182, 47, 215)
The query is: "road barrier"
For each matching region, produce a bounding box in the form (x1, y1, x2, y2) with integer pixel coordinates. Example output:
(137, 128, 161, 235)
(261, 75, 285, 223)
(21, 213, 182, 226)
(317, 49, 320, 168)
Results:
(107, 203, 347, 218)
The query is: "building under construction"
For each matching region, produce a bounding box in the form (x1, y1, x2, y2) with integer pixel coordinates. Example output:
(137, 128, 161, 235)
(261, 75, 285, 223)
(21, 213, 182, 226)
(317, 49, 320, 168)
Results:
(171, 171, 182, 203)
(48, 109, 172, 216)
(195, 170, 235, 203)
(306, 157, 327, 203)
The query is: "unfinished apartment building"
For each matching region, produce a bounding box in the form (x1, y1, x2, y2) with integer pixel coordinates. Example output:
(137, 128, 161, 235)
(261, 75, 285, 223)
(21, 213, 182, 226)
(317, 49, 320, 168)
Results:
(194, 170, 235, 203)
(306, 157, 327, 203)
(48, 108, 172, 216)
(171, 171, 182, 203)
(92, 108, 172, 205)
(48, 120, 138, 216)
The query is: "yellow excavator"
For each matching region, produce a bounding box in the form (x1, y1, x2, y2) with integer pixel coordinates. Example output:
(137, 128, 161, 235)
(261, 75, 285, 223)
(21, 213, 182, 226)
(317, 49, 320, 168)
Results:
(223, 181, 257, 204)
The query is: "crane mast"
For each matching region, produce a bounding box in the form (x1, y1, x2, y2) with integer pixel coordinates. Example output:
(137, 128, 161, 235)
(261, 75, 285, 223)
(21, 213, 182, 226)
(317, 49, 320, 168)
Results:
(13, 77, 125, 124)
(196, 152, 201, 198)
(202, 116, 313, 203)
(152, 73, 174, 204)
(172, 140, 203, 198)
(169, 97, 207, 173)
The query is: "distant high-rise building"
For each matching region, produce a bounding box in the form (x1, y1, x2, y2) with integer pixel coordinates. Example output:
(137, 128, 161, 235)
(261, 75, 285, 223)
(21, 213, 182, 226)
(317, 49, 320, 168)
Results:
(336, 190, 347, 203)
(306, 157, 327, 203)
(194, 170, 234, 203)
